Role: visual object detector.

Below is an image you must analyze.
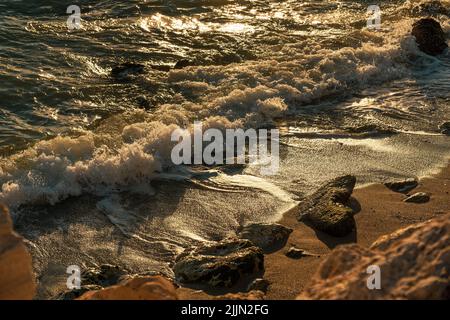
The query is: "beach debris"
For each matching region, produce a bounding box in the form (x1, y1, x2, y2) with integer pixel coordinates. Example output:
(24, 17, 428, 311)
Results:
(439, 121, 450, 135)
(412, 18, 448, 56)
(285, 247, 317, 259)
(111, 62, 146, 81)
(173, 238, 264, 288)
(246, 278, 270, 293)
(404, 192, 431, 203)
(298, 213, 450, 299)
(237, 223, 293, 253)
(78, 276, 178, 300)
(384, 178, 418, 193)
(0, 204, 36, 300)
(297, 175, 357, 237)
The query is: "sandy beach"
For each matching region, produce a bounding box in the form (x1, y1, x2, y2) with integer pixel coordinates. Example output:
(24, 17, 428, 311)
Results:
(177, 160, 450, 299)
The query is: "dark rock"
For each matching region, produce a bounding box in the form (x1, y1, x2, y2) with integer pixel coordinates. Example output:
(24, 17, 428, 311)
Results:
(439, 121, 450, 135)
(56, 285, 102, 300)
(237, 223, 292, 253)
(297, 175, 357, 237)
(285, 247, 306, 259)
(412, 18, 448, 56)
(246, 278, 270, 293)
(174, 59, 193, 69)
(111, 63, 146, 81)
(173, 238, 264, 288)
(384, 178, 418, 193)
(82, 264, 128, 287)
(404, 192, 431, 203)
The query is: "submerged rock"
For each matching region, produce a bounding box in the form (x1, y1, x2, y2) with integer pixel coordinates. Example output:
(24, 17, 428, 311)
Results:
(298, 213, 450, 299)
(237, 223, 292, 253)
(384, 178, 418, 193)
(404, 192, 431, 203)
(247, 278, 270, 293)
(412, 18, 448, 56)
(297, 175, 357, 237)
(111, 63, 146, 81)
(173, 238, 264, 288)
(0, 204, 36, 300)
(78, 276, 177, 300)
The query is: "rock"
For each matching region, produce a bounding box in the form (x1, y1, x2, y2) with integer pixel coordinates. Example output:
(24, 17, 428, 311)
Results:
(412, 18, 448, 56)
(297, 175, 357, 237)
(298, 214, 450, 299)
(384, 178, 418, 193)
(78, 276, 178, 300)
(174, 59, 193, 69)
(82, 264, 128, 287)
(237, 223, 292, 253)
(247, 278, 270, 293)
(173, 238, 264, 288)
(285, 247, 309, 259)
(0, 204, 36, 300)
(439, 121, 450, 135)
(56, 285, 103, 300)
(111, 63, 146, 81)
(212, 290, 265, 300)
(404, 192, 431, 203)
(412, 1, 450, 17)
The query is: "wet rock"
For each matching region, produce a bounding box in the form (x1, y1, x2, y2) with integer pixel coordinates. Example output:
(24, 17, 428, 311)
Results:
(384, 178, 418, 193)
(82, 264, 128, 287)
(237, 223, 292, 253)
(298, 214, 450, 299)
(0, 204, 36, 300)
(78, 276, 178, 300)
(404, 192, 431, 203)
(247, 278, 270, 293)
(412, 18, 448, 56)
(111, 63, 146, 81)
(173, 238, 264, 288)
(297, 175, 357, 237)
(286, 247, 309, 259)
(439, 121, 450, 135)
(56, 285, 102, 300)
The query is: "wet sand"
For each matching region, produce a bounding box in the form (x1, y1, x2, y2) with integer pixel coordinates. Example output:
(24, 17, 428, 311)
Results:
(177, 161, 450, 299)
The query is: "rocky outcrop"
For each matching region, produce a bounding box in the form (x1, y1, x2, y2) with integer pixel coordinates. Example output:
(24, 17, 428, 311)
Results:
(173, 238, 264, 288)
(404, 192, 430, 203)
(384, 178, 418, 193)
(298, 214, 450, 300)
(237, 223, 292, 253)
(297, 175, 357, 237)
(78, 276, 177, 300)
(0, 204, 36, 300)
(412, 18, 448, 56)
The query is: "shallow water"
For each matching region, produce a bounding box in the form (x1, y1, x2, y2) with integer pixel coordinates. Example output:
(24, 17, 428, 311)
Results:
(1, 0, 450, 296)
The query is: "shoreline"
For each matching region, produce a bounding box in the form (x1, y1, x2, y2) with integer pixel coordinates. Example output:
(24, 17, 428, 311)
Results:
(177, 160, 450, 299)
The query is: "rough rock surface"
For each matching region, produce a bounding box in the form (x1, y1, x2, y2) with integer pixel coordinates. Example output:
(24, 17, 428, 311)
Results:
(0, 204, 36, 300)
(404, 192, 431, 203)
(237, 223, 292, 253)
(411, 1, 450, 17)
(78, 276, 178, 300)
(384, 178, 418, 193)
(247, 278, 270, 293)
(173, 238, 264, 288)
(297, 175, 357, 237)
(298, 214, 450, 300)
(412, 18, 448, 56)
